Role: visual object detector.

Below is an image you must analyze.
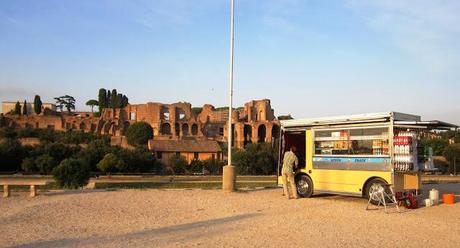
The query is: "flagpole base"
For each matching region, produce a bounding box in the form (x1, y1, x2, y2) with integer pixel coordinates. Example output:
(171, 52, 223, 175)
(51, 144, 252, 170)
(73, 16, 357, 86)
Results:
(222, 165, 236, 192)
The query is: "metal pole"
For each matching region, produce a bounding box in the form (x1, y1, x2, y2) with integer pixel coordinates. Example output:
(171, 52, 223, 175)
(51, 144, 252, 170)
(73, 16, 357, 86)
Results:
(222, 0, 236, 192)
(228, 0, 234, 167)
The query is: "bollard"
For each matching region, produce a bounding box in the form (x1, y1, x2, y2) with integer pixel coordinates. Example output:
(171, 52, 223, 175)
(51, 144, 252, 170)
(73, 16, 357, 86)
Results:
(30, 185, 37, 197)
(3, 185, 10, 198)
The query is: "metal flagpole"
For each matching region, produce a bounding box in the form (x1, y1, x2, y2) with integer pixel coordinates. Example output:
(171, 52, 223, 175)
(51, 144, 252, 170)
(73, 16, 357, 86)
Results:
(223, 0, 236, 192)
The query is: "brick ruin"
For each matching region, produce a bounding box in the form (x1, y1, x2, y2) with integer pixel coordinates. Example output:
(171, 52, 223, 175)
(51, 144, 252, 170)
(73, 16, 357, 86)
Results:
(1, 99, 280, 149)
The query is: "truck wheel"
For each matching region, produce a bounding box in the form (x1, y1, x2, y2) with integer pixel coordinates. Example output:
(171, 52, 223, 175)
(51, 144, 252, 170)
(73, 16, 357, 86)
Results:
(364, 178, 389, 205)
(296, 175, 313, 198)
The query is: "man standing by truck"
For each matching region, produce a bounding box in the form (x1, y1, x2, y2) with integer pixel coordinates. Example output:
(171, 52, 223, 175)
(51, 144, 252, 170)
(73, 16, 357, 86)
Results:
(282, 146, 299, 199)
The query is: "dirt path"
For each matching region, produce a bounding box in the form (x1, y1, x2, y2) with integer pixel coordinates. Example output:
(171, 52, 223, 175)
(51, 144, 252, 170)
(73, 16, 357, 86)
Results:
(1, 184, 459, 248)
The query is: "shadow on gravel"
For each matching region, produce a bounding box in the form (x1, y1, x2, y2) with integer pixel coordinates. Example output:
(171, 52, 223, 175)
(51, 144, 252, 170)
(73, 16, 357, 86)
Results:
(42, 189, 114, 197)
(10, 213, 262, 248)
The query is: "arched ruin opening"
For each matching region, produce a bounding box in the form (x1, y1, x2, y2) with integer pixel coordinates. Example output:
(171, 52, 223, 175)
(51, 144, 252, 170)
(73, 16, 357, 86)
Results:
(111, 122, 117, 135)
(182, 123, 189, 136)
(103, 121, 112, 134)
(123, 121, 130, 135)
(258, 124, 266, 143)
(244, 124, 252, 146)
(161, 123, 171, 135)
(191, 124, 198, 135)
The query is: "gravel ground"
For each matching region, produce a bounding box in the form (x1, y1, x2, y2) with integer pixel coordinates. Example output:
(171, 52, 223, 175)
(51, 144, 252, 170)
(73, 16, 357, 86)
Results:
(1, 184, 459, 248)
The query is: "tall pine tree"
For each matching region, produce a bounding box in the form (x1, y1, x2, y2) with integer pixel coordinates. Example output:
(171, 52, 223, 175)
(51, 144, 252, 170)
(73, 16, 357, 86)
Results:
(14, 101, 21, 115)
(98, 88, 107, 111)
(34, 95, 42, 115)
(22, 100, 28, 115)
(107, 90, 112, 108)
(110, 89, 117, 108)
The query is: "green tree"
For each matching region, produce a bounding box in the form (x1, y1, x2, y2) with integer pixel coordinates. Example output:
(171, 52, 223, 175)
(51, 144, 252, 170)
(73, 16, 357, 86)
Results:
(203, 158, 224, 175)
(35, 154, 58, 174)
(421, 138, 449, 156)
(233, 143, 277, 175)
(169, 154, 188, 174)
(0, 127, 17, 139)
(121, 95, 129, 108)
(125, 122, 153, 146)
(21, 157, 37, 173)
(192, 107, 203, 116)
(22, 100, 28, 115)
(107, 90, 111, 108)
(0, 114, 6, 127)
(0, 139, 24, 172)
(17, 126, 38, 138)
(189, 159, 204, 173)
(118, 146, 154, 172)
(86, 99, 99, 112)
(278, 114, 294, 120)
(115, 93, 123, 108)
(98, 88, 107, 111)
(110, 89, 117, 108)
(54, 95, 76, 113)
(33, 95, 42, 115)
(444, 144, 460, 174)
(78, 139, 111, 171)
(52, 158, 91, 189)
(97, 153, 125, 174)
(14, 101, 21, 115)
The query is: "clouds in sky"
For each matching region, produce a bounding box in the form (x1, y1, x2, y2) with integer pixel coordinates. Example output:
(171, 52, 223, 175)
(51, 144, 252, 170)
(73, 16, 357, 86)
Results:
(347, 0, 460, 72)
(105, 0, 222, 31)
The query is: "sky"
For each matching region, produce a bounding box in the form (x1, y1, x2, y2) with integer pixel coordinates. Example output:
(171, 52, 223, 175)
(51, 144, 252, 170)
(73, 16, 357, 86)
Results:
(0, 0, 459, 124)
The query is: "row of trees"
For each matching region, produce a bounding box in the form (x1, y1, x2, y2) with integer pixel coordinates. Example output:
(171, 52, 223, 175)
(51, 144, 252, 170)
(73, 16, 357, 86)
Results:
(10, 95, 43, 116)
(98, 88, 129, 111)
(8, 88, 129, 116)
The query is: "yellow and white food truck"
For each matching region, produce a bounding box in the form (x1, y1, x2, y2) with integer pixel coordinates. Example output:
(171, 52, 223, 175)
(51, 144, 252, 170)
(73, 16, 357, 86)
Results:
(278, 112, 457, 202)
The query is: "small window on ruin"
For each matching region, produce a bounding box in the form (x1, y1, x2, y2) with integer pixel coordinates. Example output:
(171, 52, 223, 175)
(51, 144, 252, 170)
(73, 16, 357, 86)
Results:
(157, 152, 163, 159)
(130, 112, 136, 121)
(219, 127, 224, 136)
(176, 152, 180, 156)
(212, 154, 216, 160)
(163, 110, 170, 121)
(194, 152, 199, 159)
(177, 109, 186, 120)
(47, 125, 55, 130)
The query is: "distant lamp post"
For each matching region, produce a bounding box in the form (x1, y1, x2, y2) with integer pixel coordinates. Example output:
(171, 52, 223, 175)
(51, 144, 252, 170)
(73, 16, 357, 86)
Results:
(222, 0, 236, 192)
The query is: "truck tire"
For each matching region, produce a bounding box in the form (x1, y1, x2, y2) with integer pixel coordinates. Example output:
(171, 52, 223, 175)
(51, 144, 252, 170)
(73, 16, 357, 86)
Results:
(296, 174, 313, 198)
(364, 178, 389, 205)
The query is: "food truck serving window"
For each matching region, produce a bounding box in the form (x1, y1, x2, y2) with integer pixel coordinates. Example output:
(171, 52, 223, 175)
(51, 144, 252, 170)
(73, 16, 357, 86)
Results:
(314, 127, 389, 156)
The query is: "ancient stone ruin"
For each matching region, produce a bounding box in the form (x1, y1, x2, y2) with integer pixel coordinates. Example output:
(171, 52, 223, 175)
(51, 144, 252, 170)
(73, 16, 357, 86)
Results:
(1, 99, 280, 149)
